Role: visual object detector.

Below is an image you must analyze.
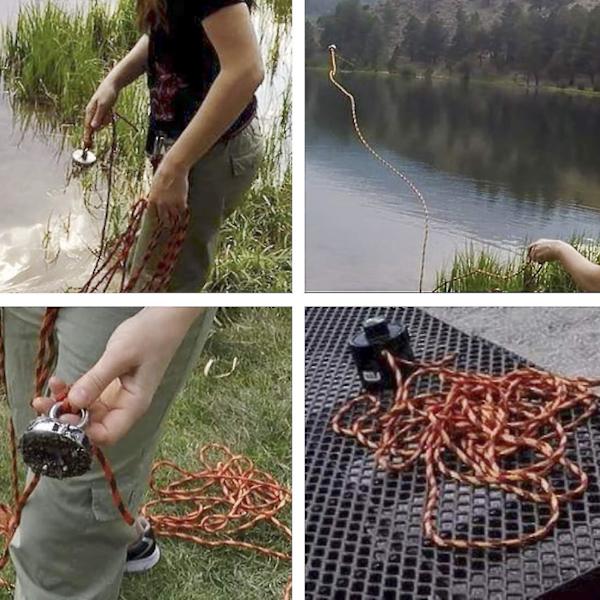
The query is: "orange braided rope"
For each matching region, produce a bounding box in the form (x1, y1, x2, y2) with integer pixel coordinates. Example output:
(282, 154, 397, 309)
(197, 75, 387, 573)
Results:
(332, 350, 600, 549)
(142, 444, 292, 560)
(72, 114, 189, 294)
(328, 45, 430, 293)
(432, 261, 545, 293)
(0, 309, 291, 596)
(78, 199, 189, 293)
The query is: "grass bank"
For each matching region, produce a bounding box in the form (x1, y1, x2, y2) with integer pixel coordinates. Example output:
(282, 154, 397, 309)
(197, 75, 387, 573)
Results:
(0, 307, 291, 599)
(1, 0, 291, 292)
(434, 238, 600, 293)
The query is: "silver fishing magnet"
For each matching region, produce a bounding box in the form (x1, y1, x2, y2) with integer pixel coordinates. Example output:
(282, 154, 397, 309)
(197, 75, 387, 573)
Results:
(72, 147, 97, 167)
(20, 403, 92, 479)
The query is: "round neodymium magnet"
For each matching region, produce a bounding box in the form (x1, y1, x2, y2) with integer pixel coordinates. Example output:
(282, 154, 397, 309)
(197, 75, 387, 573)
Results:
(20, 404, 92, 479)
(72, 148, 97, 167)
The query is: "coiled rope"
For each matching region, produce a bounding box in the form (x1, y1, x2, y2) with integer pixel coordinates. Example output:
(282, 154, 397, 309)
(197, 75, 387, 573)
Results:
(328, 45, 430, 292)
(0, 309, 291, 596)
(332, 349, 600, 549)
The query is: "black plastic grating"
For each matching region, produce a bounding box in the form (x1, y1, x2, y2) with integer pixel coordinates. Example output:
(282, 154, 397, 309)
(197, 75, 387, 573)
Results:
(305, 307, 600, 600)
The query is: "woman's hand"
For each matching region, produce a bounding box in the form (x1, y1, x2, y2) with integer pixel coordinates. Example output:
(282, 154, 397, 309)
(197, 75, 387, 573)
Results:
(83, 79, 120, 148)
(147, 157, 190, 226)
(32, 308, 202, 446)
(528, 239, 566, 264)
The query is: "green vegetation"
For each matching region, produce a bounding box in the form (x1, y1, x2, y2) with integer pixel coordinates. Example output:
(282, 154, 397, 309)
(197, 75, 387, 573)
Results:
(1, 0, 291, 292)
(307, 0, 600, 92)
(0, 307, 291, 599)
(434, 238, 600, 292)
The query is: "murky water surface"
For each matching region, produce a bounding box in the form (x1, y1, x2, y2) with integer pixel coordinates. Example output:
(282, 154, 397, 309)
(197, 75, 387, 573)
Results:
(306, 70, 600, 291)
(0, 0, 102, 291)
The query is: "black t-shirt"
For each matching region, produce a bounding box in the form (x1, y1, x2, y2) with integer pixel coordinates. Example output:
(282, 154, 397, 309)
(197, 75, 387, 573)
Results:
(146, 0, 257, 154)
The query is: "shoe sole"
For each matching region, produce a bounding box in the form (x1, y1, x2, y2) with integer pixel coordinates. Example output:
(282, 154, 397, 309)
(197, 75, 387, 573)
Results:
(125, 545, 161, 574)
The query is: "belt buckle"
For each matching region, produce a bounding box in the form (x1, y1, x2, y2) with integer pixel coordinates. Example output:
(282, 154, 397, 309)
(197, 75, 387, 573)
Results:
(151, 134, 168, 169)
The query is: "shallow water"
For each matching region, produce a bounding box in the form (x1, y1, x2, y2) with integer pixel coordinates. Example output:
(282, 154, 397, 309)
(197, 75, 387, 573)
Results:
(0, 0, 115, 292)
(0, 0, 289, 291)
(306, 70, 600, 292)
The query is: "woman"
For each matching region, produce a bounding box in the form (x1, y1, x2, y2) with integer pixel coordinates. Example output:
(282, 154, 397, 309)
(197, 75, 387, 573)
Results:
(5, 307, 216, 599)
(85, 0, 265, 292)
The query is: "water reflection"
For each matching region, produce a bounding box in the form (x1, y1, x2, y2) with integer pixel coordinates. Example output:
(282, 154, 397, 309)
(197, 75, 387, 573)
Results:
(306, 70, 600, 291)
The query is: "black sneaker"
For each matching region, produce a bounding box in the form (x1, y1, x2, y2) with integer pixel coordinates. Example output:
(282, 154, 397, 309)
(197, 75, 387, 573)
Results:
(125, 517, 161, 573)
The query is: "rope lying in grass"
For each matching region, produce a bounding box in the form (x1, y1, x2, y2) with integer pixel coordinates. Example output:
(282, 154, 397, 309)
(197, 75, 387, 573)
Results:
(0, 309, 291, 596)
(75, 114, 188, 293)
(328, 45, 430, 293)
(332, 350, 600, 549)
(142, 444, 292, 560)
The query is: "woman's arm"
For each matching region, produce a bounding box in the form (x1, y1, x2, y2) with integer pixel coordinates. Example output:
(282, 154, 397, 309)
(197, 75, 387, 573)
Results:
(148, 4, 264, 222)
(83, 35, 149, 147)
(529, 239, 600, 292)
(32, 307, 204, 446)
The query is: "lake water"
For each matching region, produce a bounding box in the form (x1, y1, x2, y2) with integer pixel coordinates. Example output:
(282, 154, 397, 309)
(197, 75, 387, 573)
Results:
(0, 0, 289, 291)
(306, 69, 600, 291)
(0, 0, 103, 291)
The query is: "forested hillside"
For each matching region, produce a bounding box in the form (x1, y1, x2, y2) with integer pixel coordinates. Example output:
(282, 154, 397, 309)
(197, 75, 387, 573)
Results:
(306, 0, 600, 89)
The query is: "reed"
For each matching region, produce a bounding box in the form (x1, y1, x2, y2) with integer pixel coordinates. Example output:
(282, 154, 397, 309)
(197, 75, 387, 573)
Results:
(435, 237, 600, 293)
(1, 0, 291, 292)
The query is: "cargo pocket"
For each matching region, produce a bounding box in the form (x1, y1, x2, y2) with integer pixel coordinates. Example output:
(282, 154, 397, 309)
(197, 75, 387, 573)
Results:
(231, 150, 262, 177)
(90, 471, 145, 523)
(229, 122, 264, 178)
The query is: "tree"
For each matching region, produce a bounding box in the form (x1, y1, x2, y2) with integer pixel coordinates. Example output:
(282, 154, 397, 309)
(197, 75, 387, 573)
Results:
(364, 17, 385, 69)
(469, 12, 488, 67)
(518, 12, 548, 86)
(401, 15, 423, 62)
(388, 44, 402, 73)
(319, 0, 385, 68)
(553, 6, 587, 85)
(420, 14, 447, 65)
(492, 2, 525, 67)
(380, 0, 397, 40)
(577, 6, 600, 86)
(450, 6, 471, 64)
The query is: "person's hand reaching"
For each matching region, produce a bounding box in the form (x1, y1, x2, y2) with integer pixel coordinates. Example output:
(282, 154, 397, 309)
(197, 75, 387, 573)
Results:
(83, 80, 120, 148)
(528, 239, 566, 264)
(32, 308, 202, 446)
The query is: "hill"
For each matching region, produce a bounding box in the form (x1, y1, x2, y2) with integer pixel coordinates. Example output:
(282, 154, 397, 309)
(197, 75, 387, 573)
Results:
(308, 0, 600, 20)
(307, 0, 600, 91)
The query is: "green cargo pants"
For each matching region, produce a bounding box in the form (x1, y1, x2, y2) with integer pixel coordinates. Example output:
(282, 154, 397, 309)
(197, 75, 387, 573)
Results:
(131, 120, 264, 293)
(2, 306, 216, 600)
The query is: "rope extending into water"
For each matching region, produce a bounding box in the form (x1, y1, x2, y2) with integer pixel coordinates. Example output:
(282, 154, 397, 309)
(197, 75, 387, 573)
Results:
(332, 350, 600, 549)
(328, 45, 430, 292)
(0, 309, 291, 595)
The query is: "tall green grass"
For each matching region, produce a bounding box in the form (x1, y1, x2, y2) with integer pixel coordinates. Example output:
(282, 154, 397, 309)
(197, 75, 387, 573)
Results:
(1, 0, 291, 292)
(434, 237, 600, 293)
